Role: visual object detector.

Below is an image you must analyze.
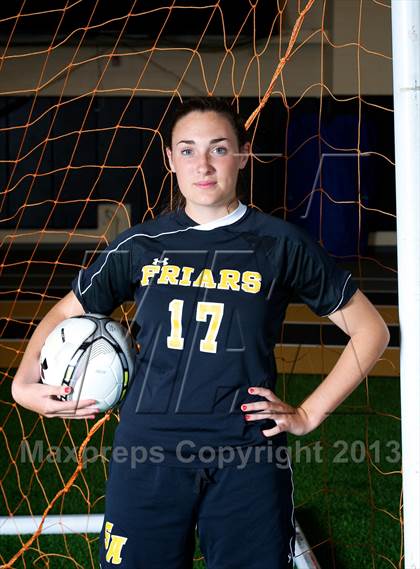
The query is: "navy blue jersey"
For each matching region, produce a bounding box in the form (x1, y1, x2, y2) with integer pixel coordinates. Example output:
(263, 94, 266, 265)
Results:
(72, 202, 357, 467)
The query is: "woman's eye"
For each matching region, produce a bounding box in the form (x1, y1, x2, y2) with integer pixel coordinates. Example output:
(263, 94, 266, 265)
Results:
(213, 146, 228, 155)
(180, 148, 192, 156)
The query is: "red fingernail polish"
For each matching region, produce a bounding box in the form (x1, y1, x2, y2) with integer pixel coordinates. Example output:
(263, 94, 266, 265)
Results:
(64, 387, 72, 394)
(249, 388, 254, 394)
(245, 415, 250, 420)
(242, 405, 247, 411)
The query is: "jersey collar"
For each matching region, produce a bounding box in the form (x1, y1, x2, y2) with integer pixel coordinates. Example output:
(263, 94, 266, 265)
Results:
(177, 201, 248, 231)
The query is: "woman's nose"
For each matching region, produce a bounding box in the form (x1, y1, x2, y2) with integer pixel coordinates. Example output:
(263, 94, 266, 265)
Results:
(196, 153, 214, 173)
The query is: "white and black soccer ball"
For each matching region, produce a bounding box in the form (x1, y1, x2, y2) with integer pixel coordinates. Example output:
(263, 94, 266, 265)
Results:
(40, 314, 136, 412)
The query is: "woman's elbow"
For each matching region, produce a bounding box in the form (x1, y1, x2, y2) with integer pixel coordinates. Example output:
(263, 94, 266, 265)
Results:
(382, 322, 391, 350)
(373, 317, 391, 355)
(353, 310, 390, 357)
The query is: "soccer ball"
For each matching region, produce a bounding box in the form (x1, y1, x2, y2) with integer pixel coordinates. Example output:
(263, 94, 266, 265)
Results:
(40, 314, 136, 412)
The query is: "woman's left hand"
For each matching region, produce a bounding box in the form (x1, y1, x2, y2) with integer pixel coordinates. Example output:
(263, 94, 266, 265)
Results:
(242, 387, 313, 437)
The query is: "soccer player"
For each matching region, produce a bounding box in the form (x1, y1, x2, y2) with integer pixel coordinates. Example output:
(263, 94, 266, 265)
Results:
(12, 97, 390, 568)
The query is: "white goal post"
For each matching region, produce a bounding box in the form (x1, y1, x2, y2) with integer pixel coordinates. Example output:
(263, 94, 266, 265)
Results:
(391, 2, 420, 568)
(0, 515, 319, 569)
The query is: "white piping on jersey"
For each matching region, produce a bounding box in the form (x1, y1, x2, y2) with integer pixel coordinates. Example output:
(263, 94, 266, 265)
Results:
(78, 226, 191, 297)
(286, 449, 296, 562)
(322, 273, 353, 317)
(77, 201, 248, 297)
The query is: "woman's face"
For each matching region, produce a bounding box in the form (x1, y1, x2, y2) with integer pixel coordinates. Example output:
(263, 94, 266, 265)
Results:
(166, 111, 249, 211)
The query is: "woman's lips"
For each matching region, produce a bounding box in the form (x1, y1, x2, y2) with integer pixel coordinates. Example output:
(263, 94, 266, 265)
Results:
(195, 181, 217, 188)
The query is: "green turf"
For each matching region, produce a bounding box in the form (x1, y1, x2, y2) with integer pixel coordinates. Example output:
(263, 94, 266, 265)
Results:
(283, 374, 402, 568)
(0, 374, 402, 568)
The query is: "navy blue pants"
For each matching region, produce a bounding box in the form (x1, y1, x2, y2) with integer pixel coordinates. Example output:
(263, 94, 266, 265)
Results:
(99, 452, 295, 568)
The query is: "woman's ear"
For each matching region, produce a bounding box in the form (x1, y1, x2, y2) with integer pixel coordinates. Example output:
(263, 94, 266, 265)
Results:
(165, 147, 176, 172)
(238, 142, 251, 170)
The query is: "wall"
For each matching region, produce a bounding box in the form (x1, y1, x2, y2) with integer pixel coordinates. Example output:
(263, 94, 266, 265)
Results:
(0, 1, 393, 98)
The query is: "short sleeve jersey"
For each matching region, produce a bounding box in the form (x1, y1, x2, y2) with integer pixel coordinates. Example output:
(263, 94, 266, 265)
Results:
(72, 202, 357, 467)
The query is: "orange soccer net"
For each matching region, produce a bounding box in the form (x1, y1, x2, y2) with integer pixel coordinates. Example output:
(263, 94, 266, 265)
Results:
(0, 1, 400, 568)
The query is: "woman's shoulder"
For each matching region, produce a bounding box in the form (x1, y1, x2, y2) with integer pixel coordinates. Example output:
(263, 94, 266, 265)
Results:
(246, 208, 311, 245)
(111, 211, 176, 244)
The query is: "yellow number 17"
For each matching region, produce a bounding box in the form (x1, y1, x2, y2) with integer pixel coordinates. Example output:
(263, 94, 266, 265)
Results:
(167, 299, 224, 354)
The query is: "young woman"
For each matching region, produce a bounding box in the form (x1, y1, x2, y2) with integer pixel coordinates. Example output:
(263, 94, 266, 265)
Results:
(12, 97, 390, 568)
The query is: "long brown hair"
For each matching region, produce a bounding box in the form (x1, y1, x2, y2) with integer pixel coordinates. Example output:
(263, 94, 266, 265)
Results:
(159, 97, 249, 215)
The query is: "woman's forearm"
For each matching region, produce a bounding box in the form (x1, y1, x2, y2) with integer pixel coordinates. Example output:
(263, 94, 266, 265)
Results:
(299, 323, 390, 431)
(11, 292, 97, 418)
(12, 291, 85, 398)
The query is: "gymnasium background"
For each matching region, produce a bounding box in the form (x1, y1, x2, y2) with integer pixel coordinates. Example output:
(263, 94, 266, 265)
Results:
(0, 2, 400, 568)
